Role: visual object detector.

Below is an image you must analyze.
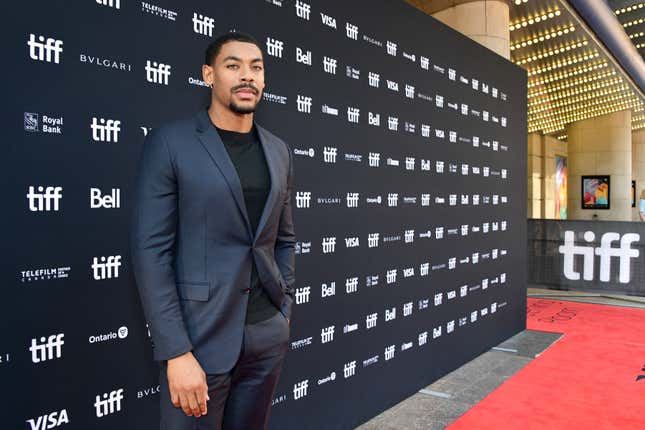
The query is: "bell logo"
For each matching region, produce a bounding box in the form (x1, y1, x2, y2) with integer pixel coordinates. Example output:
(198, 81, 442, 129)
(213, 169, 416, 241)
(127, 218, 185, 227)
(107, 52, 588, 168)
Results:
(94, 389, 124, 417)
(559, 231, 640, 283)
(90, 188, 121, 208)
(26, 409, 69, 430)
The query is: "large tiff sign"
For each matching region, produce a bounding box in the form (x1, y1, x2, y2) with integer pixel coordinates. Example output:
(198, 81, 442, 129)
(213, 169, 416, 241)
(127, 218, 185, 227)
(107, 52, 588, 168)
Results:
(5, 0, 527, 429)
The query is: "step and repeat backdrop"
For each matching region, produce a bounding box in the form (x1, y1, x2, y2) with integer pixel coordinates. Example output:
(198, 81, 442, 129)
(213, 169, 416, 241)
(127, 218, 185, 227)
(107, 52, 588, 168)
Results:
(5, 0, 527, 428)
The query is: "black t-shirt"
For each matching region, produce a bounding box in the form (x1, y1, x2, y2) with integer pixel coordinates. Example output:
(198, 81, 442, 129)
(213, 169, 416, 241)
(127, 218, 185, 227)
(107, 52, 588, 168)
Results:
(214, 123, 279, 324)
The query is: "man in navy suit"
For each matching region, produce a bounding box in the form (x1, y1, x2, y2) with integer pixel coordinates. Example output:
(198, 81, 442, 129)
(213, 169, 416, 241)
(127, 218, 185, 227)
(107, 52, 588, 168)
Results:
(130, 32, 296, 429)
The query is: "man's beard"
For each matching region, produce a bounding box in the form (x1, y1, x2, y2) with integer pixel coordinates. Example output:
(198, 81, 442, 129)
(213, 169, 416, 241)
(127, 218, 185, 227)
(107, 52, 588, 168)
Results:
(229, 100, 258, 114)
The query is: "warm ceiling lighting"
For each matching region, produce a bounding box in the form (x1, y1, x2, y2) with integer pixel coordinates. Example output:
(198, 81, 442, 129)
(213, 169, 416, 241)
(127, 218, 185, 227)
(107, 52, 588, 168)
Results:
(629, 31, 645, 39)
(510, 25, 576, 51)
(514, 40, 588, 65)
(528, 70, 616, 97)
(615, 3, 645, 15)
(527, 61, 608, 88)
(509, 8, 561, 31)
(622, 17, 645, 28)
(526, 51, 599, 76)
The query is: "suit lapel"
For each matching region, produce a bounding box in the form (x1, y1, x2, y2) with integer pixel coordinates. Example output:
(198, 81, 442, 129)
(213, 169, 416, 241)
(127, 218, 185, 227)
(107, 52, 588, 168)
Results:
(254, 124, 280, 244)
(195, 110, 253, 238)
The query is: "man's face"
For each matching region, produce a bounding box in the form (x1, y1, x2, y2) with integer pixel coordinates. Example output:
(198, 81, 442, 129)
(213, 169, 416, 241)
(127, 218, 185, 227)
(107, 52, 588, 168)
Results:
(203, 41, 265, 114)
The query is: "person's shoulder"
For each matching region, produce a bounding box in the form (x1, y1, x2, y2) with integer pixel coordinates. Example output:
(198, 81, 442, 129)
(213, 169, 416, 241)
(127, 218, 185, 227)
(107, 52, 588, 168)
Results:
(256, 124, 291, 155)
(151, 113, 198, 140)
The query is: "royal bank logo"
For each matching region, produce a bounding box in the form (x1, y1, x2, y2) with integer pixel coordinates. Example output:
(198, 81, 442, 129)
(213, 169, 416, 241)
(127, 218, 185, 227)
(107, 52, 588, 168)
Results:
(266, 37, 284, 58)
(296, 95, 312, 113)
(27, 409, 70, 429)
(323, 146, 337, 163)
(295, 191, 311, 208)
(141, 2, 177, 20)
(368, 152, 380, 167)
(145, 60, 171, 85)
(94, 388, 124, 417)
(295, 241, 311, 254)
(293, 380, 309, 400)
(28, 34, 63, 64)
(405, 84, 415, 99)
(366, 313, 378, 329)
(368, 233, 380, 248)
(24, 112, 64, 134)
(386, 269, 397, 284)
(347, 107, 360, 123)
(344, 360, 357, 378)
(90, 117, 121, 142)
(346, 66, 360, 79)
(386, 41, 397, 56)
(346, 277, 358, 293)
(91, 255, 122, 280)
(405, 122, 415, 133)
(27, 186, 62, 212)
(192, 12, 215, 36)
(320, 12, 337, 29)
(323, 56, 337, 74)
(295, 1, 311, 20)
(321, 325, 335, 343)
(368, 72, 380, 88)
(559, 231, 640, 283)
(296, 47, 312, 66)
(295, 286, 310, 304)
(368, 112, 381, 127)
(366, 274, 379, 286)
(346, 22, 359, 40)
(322, 237, 336, 254)
(387, 116, 399, 131)
(346, 192, 359, 208)
(30, 333, 64, 363)
(321, 104, 338, 116)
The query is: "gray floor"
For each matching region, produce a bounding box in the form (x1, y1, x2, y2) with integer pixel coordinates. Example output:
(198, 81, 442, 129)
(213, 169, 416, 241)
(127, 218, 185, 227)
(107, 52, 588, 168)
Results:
(355, 287, 644, 430)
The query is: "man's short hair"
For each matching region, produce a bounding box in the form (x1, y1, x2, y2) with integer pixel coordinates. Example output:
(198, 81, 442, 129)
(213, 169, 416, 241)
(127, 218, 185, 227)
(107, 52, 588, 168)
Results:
(204, 32, 263, 66)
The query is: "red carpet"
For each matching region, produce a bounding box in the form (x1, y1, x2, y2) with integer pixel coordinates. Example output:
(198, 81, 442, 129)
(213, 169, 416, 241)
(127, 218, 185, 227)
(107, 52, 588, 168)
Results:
(447, 298, 645, 430)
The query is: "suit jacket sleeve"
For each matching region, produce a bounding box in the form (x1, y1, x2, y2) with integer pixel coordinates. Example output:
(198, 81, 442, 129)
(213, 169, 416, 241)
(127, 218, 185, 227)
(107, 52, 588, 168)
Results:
(130, 128, 193, 361)
(275, 143, 297, 320)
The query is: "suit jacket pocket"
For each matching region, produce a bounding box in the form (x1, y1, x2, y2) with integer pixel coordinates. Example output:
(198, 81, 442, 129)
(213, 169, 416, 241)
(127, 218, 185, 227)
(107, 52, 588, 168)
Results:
(177, 282, 210, 301)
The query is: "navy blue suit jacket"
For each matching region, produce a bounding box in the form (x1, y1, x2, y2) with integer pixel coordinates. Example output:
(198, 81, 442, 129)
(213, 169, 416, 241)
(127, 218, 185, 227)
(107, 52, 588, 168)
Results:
(130, 110, 296, 373)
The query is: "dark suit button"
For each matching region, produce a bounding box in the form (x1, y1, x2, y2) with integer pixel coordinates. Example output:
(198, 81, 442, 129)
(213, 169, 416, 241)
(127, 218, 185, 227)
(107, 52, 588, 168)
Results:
(243, 288, 251, 294)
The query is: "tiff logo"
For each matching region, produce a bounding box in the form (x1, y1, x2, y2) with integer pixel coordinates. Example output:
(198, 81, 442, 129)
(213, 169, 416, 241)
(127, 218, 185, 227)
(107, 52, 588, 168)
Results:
(30, 333, 64, 363)
(366, 313, 378, 329)
(420, 262, 429, 276)
(28, 34, 63, 64)
(368, 72, 380, 88)
(323, 56, 337, 74)
(95, 389, 124, 418)
(344, 360, 356, 378)
(405, 157, 415, 170)
(296, 191, 311, 208)
(297, 95, 312, 113)
(346, 277, 358, 293)
(368, 233, 380, 248)
(388, 116, 399, 131)
(404, 230, 414, 243)
(322, 237, 336, 254)
(192, 12, 214, 36)
(385, 345, 395, 360)
(91, 117, 121, 142)
(403, 302, 413, 316)
(346, 22, 358, 40)
(421, 194, 430, 206)
(419, 331, 428, 345)
(386, 41, 397, 56)
(321, 325, 335, 343)
(347, 193, 359, 207)
(405, 84, 415, 98)
(266, 37, 284, 58)
(295, 286, 311, 304)
(294, 380, 309, 400)
(386, 269, 397, 284)
(388, 193, 398, 207)
(295, 1, 311, 20)
(369, 152, 380, 167)
(559, 231, 640, 283)
(420, 56, 429, 70)
(145, 60, 171, 85)
(97, 0, 120, 8)
(92, 255, 122, 280)
(296, 47, 312, 65)
(347, 107, 360, 123)
(27, 186, 62, 212)
(323, 146, 337, 163)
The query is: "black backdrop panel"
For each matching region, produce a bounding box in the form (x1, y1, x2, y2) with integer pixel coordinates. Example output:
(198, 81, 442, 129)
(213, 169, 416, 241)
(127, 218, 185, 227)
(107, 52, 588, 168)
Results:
(5, 1, 527, 429)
